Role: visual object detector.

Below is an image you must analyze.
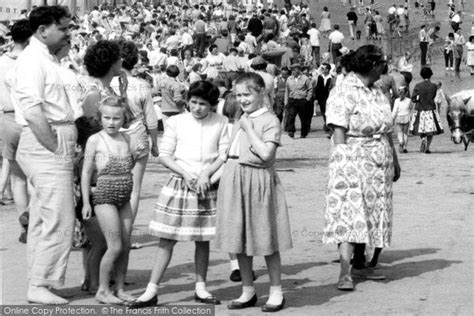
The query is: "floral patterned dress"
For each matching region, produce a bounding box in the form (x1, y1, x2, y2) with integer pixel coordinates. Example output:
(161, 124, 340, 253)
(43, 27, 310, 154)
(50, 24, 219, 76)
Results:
(323, 73, 395, 248)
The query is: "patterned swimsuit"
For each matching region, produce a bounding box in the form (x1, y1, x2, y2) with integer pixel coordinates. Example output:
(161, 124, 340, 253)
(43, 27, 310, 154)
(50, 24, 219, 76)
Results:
(92, 133, 134, 208)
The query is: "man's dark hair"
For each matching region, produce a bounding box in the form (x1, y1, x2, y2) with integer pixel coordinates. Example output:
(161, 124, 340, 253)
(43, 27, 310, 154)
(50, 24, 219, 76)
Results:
(29, 6, 71, 33)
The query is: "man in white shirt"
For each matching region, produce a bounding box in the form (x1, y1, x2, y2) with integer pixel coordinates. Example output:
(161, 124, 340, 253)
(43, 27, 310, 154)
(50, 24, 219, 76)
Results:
(453, 28, 466, 74)
(10, 5, 76, 305)
(328, 25, 344, 64)
(307, 23, 321, 66)
(419, 25, 429, 66)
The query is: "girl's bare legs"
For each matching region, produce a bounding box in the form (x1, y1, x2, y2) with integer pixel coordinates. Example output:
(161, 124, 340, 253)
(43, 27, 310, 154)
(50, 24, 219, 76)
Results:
(397, 124, 404, 151)
(94, 204, 125, 304)
(136, 238, 177, 302)
(115, 202, 135, 301)
(339, 242, 355, 280)
(235, 254, 255, 302)
(264, 251, 284, 305)
(426, 135, 433, 152)
(402, 124, 409, 151)
(0, 157, 12, 200)
(194, 241, 213, 298)
(130, 156, 148, 223)
(82, 216, 107, 294)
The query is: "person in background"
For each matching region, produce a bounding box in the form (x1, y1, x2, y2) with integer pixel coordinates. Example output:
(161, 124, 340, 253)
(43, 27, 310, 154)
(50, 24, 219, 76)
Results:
(466, 35, 474, 76)
(0, 19, 32, 243)
(307, 23, 321, 67)
(453, 27, 466, 76)
(444, 32, 455, 71)
(284, 63, 313, 138)
(392, 86, 413, 153)
(313, 63, 333, 131)
(409, 67, 444, 154)
(328, 25, 344, 64)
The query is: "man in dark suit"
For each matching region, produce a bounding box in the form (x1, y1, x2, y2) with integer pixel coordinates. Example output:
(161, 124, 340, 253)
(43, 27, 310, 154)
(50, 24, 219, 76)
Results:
(313, 63, 334, 131)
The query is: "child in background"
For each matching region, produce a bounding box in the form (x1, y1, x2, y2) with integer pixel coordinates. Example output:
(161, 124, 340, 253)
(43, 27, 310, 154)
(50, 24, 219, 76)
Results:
(392, 87, 413, 153)
(215, 73, 292, 312)
(299, 36, 313, 66)
(81, 97, 135, 304)
(434, 81, 449, 113)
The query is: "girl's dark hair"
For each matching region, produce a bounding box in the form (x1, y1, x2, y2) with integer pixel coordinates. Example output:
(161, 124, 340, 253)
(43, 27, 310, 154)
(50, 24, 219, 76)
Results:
(350, 45, 384, 76)
(117, 40, 138, 71)
(209, 44, 218, 52)
(234, 72, 266, 93)
(420, 67, 433, 79)
(339, 50, 354, 72)
(187, 80, 220, 106)
(84, 40, 121, 78)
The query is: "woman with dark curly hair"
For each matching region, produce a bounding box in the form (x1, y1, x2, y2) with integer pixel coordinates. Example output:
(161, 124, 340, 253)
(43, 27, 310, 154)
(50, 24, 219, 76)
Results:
(111, 40, 159, 227)
(323, 45, 401, 291)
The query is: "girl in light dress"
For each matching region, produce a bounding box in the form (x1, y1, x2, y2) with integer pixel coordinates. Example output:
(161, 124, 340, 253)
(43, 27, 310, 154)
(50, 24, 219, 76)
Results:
(319, 7, 332, 37)
(215, 73, 292, 312)
(392, 87, 413, 153)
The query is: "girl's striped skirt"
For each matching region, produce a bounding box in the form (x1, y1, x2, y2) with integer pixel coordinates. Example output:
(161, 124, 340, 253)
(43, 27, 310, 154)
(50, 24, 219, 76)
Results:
(149, 175, 218, 241)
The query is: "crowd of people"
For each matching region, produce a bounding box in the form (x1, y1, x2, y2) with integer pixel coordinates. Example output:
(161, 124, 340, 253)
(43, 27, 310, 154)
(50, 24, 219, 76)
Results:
(0, 0, 472, 311)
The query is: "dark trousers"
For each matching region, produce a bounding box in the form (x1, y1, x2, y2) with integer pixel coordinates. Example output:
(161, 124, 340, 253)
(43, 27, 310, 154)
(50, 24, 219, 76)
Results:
(318, 99, 327, 125)
(444, 50, 453, 68)
(194, 33, 207, 57)
(285, 98, 312, 136)
(312, 46, 320, 65)
(331, 43, 342, 64)
(420, 41, 428, 66)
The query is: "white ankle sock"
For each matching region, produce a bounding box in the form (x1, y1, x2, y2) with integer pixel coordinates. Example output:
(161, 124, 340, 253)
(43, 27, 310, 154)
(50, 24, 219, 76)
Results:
(195, 282, 211, 298)
(137, 283, 158, 301)
(235, 286, 255, 303)
(230, 259, 239, 271)
(266, 285, 283, 305)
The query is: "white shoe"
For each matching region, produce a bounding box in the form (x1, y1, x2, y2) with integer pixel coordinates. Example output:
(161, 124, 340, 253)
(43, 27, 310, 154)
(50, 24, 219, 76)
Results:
(446, 67, 449, 71)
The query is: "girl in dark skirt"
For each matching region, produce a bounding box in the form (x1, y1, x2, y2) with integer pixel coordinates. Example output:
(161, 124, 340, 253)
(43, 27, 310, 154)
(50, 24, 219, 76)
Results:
(409, 67, 444, 153)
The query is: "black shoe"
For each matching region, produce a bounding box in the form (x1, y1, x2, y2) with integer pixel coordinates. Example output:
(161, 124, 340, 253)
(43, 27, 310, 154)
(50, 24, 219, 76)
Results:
(230, 269, 241, 282)
(300, 134, 307, 138)
(194, 293, 220, 305)
(227, 294, 257, 310)
(19, 211, 29, 227)
(262, 297, 286, 312)
(425, 149, 431, 154)
(403, 149, 408, 153)
(127, 296, 158, 308)
(288, 132, 294, 138)
(18, 231, 27, 244)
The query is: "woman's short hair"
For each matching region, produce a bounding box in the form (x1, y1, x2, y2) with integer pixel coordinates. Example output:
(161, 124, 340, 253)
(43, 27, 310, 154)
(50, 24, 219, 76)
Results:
(350, 45, 384, 76)
(84, 40, 121, 78)
(117, 40, 138, 71)
(208, 44, 218, 52)
(187, 80, 220, 106)
(420, 67, 433, 79)
(9, 19, 32, 44)
(222, 93, 242, 123)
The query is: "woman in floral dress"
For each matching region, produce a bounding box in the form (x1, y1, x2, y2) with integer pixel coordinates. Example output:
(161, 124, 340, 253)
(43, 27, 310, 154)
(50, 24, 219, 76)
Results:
(323, 45, 401, 291)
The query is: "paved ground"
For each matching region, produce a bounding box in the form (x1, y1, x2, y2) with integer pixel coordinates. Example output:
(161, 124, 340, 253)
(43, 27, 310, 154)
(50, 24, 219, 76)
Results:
(1, 59, 473, 314)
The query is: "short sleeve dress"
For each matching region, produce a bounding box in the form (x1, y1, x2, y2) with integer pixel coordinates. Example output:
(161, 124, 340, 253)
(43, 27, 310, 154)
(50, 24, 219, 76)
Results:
(323, 73, 395, 248)
(215, 108, 293, 256)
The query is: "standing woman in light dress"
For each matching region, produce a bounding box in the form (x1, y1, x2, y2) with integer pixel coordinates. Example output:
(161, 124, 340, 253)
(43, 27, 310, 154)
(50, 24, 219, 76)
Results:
(111, 40, 159, 226)
(323, 45, 401, 291)
(466, 35, 474, 76)
(129, 81, 229, 308)
(319, 7, 332, 37)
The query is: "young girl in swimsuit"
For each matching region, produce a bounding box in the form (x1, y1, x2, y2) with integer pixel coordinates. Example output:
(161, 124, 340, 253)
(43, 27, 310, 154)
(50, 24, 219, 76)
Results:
(81, 96, 135, 305)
